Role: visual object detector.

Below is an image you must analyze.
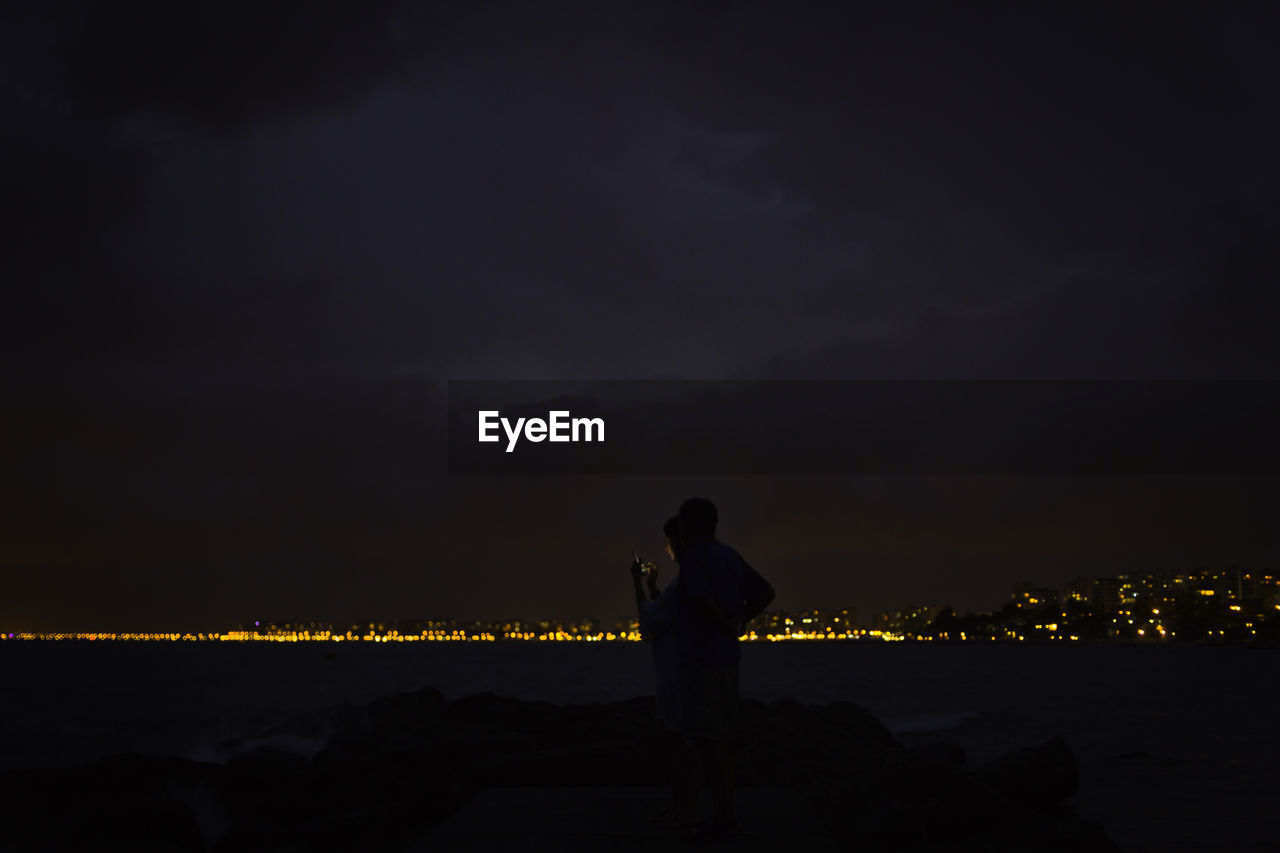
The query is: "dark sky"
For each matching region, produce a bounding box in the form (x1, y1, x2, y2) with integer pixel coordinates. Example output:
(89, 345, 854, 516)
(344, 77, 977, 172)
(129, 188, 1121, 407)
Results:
(4, 1, 1279, 631)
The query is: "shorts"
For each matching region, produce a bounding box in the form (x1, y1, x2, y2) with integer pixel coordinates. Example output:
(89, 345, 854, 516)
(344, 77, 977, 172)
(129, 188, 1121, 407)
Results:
(678, 659, 740, 741)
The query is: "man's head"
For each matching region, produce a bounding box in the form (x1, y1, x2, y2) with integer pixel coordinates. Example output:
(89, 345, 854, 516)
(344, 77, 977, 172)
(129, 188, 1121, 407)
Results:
(678, 497, 718, 544)
(663, 515, 682, 561)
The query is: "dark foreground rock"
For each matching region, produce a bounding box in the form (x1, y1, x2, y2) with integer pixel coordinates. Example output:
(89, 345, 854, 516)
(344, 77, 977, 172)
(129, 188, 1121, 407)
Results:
(0, 690, 1123, 852)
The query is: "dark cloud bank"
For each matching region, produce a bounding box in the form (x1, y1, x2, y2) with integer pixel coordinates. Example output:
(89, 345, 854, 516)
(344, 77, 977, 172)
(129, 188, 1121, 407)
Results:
(3, 1, 1278, 630)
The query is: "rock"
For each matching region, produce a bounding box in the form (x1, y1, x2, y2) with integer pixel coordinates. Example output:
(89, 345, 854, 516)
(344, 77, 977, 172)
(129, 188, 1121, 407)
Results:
(0, 755, 227, 852)
(77, 752, 222, 794)
(217, 746, 317, 829)
(323, 701, 374, 745)
(225, 745, 311, 776)
(258, 698, 378, 748)
(1, 687, 1123, 853)
(559, 701, 639, 742)
(977, 735, 1079, 809)
(918, 769, 1022, 843)
(447, 692, 558, 730)
(912, 741, 967, 767)
(367, 685, 447, 734)
(1051, 817, 1127, 852)
(477, 739, 666, 786)
(66, 795, 205, 851)
(854, 795, 930, 850)
(883, 744, 969, 798)
(900, 843, 994, 853)
(768, 696, 811, 724)
(816, 700, 895, 747)
(210, 825, 305, 853)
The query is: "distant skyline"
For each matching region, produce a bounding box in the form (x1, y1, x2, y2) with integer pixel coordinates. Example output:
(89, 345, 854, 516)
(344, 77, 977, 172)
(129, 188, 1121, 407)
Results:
(4, 2, 1279, 631)
(7, 563, 1276, 646)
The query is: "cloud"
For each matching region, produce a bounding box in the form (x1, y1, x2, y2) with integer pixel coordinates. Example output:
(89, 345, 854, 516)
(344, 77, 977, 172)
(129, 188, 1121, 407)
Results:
(45, 0, 432, 135)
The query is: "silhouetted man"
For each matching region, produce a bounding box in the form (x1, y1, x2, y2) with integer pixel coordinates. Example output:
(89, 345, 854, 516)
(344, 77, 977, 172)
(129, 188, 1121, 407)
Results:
(673, 496, 775, 840)
(632, 516, 697, 828)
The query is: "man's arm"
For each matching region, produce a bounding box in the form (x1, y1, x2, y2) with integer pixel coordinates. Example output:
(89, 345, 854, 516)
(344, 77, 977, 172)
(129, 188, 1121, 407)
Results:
(741, 562, 775, 624)
(742, 583, 776, 623)
(633, 571, 650, 612)
(694, 595, 740, 637)
(631, 562, 656, 631)
(680, 546, 741, 636)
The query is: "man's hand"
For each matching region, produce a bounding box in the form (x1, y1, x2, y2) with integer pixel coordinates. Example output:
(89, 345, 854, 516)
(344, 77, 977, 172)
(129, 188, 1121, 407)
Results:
(646, 563, 661, 595)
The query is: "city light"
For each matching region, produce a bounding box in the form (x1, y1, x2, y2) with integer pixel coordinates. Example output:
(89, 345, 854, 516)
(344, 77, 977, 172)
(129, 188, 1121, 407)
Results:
(7, 568, 1275, 645)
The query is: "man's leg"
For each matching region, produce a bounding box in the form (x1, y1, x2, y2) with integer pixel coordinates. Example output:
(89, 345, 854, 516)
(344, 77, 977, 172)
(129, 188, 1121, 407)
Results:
(670, 732, 698, 822)
(717, 737, 735, 825)
(713, 661, 740, 829)
(679, 660, 740, 831)
(693, 736, 736, 829)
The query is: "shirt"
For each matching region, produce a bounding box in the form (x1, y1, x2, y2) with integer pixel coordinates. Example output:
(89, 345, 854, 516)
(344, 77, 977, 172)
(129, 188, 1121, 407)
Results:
(675, 540, 772, 667)
(638, 575, 683, 731)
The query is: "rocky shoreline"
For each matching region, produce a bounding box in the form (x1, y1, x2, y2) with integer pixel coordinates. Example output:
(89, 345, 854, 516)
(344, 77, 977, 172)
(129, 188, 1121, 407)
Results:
(0, 687, 1123, 851)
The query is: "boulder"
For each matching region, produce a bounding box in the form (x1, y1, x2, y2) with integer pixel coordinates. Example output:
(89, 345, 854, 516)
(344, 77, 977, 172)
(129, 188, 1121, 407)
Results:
(918, 768, 1022, 843)
(66, 795, 205, 852)
(366, 685, 447, 734)
(977, 735, 1079, 809)
(2, 686, 1123, 853)
(816, 700, 895, 747)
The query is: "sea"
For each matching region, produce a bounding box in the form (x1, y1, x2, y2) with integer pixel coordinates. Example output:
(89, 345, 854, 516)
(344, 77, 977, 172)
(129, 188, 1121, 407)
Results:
(2, 641, 1275, 853)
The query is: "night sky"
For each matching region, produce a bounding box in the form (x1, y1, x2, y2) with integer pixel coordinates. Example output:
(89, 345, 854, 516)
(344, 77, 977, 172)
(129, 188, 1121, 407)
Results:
(4, 2, 1279, 631)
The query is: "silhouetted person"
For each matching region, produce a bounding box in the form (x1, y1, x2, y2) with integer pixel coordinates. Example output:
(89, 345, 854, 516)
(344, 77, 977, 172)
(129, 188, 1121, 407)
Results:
(673, 496, 775, 840)
(633, 516, 697, 828)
